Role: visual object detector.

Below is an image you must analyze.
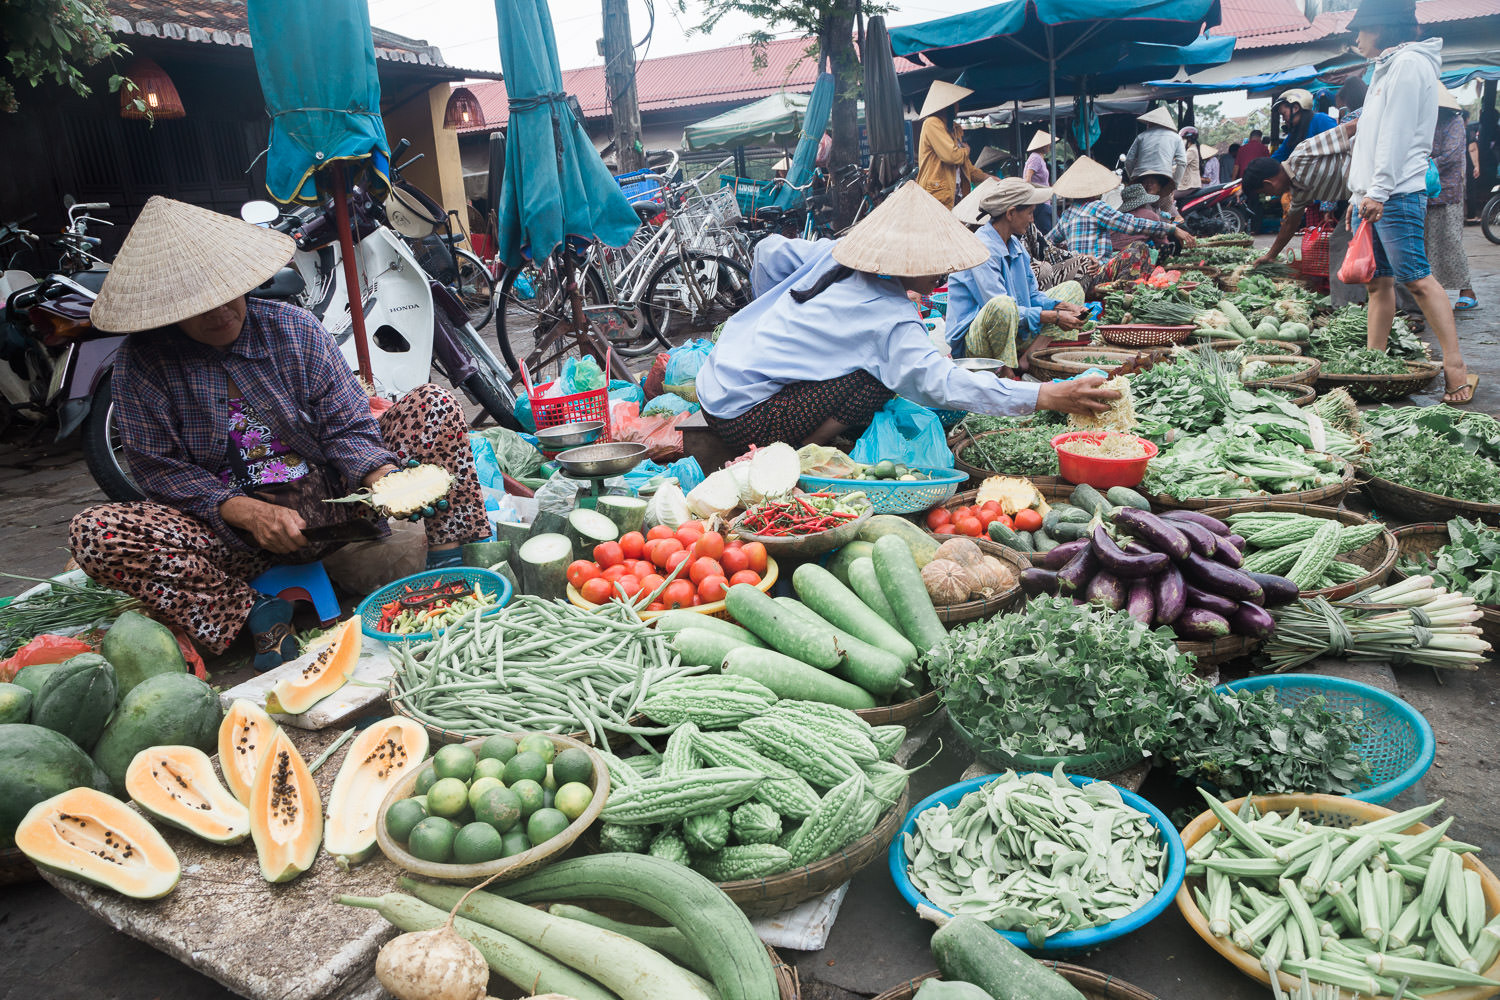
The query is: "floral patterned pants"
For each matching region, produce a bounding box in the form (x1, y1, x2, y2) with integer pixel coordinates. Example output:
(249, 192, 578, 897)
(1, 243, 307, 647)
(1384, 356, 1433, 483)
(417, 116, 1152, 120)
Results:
(70, 384, 489, 654)
(963, 281, 1085, 369)
(705, 369, 894, 451)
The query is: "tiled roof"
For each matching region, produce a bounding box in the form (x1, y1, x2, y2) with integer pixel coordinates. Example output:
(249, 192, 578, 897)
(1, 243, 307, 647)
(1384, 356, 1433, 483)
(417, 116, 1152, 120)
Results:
(1210, 0, 1494, 50)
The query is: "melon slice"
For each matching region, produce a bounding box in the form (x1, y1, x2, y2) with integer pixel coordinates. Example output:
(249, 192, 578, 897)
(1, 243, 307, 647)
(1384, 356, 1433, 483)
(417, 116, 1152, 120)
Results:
(219, 699, 278, 804)
(248, 728, 322, 883)
(266, 617, 361, 716)
(324, 717, 429, 868)
(126, 745, 250, 845)
(15, 786, 180, 899)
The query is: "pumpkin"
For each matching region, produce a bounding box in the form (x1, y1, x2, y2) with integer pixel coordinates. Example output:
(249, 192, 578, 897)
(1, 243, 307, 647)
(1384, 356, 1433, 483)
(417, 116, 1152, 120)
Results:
(966, 559, 1004, 598)
(126, 745, 250, 845)
(934, 537, 986, 570)
(219, 699, 278, 804)
(266, 617, 361, 716)
(921, 559, 976, 605)
(324, 717, 429, 868)
(15, 786, 180, 899)
(248, 727, 322, 883)
(983, 555, 1018, 592)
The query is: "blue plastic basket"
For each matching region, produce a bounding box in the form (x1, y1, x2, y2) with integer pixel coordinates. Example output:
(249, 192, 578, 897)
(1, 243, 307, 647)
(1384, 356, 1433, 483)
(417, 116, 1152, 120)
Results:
(1218, 673, 1434, 805)
(355, 567, 513, 643)
(889, 772, 1186, 954)
(614, 167, 665, 207)
(799, 466, 966, 515)
(934, 408, 968, 430)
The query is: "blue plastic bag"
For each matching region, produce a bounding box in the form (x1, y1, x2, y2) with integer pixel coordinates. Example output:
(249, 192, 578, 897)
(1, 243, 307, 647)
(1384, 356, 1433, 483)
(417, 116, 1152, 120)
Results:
(621, 456, 706, 494)
(850, 398, 954, 469)
(608, 379, 645, 407)
(643, 393, 697, 417)
(559, 356, 606, 393)
(663, 339, 715, 400)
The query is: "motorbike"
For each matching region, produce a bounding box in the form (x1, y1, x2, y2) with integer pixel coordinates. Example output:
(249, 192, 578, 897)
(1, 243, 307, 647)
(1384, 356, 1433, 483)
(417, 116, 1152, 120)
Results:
(1178, 180, 1254, 236)
(1482, 183, 1500, 246)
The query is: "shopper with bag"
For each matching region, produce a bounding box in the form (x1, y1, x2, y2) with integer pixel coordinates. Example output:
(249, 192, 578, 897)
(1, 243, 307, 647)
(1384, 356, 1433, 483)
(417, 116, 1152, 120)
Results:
(1344, 0, 1475, 404)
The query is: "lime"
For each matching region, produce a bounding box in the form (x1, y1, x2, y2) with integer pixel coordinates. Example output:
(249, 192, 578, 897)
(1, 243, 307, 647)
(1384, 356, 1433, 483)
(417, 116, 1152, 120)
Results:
(500, 830, 532, 857)
(478, 734, 519, 764)
(527, 807, 570, 845)
(503, 750, 547, 786)
(873, 459, 896, 479)
(474, 785, 523, 833)
(472, 757, 505, 783)
(410, 795, 428, 812)
(385, 798, 428, 842)
(551, 747, 593, 786)
(517, 734, 556, 764)
(414, 766, 438, 795)
(407, 816, 456, 863)
(554, 782, 594, 820)
(452, 822, 506, 865)
(426, 777, 470, 819)
(468, 776, 504, 812)
(433, 744, 477, 782)
(509, 778, 545, 817)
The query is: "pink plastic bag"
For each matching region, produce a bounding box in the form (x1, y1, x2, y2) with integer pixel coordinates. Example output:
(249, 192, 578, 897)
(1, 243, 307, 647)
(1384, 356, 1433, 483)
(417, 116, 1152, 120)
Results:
(1337, 219, 1377, 285)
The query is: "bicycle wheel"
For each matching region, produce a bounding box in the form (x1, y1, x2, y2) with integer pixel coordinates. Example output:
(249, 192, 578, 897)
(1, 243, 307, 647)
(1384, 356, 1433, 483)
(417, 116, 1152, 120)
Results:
(453, 247, 495, 330)
(641, 251, 751, 343)
(493, 260, 607, 384)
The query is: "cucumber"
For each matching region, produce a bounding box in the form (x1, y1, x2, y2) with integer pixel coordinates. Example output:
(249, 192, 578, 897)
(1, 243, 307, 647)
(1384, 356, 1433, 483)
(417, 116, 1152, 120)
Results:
(652, 611, 766, 648)
(724, 584, 842, 670)
(1014, 529, 1035, 551)
(1031, 529, 1060, 553)
(927, 911, 1087, 1000)
(826, 540, 876, 587)
(987, 519, 1026, 549)
(1051, 520, 1092, 541)
(670, 627, 755, 668)
(774, 593, 907, 696)
(1042, 504, 1089, 534)
(1105, 486, 1152, 511)
(722, 647, 877, 710)
(546, 904, 710, 979)
(856, 515, 939, 567)
(848, 558, 899, 622)
(871, 534, 948, 656)
(1069, 483, 1109, 518)
(791, 563, 918, 666)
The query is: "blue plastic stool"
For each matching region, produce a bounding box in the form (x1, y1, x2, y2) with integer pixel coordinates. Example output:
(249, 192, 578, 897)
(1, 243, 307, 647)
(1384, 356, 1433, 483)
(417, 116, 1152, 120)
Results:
(250, 562, 341, 628)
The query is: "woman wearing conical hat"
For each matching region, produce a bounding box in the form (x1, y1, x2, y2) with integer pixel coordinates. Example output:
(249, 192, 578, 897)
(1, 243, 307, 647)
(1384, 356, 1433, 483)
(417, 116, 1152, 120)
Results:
(1124, 106, 1188, 216)
(915, 81, 994, 209)
(695, 183, 1119, 450)
(69, 196, 490, 672)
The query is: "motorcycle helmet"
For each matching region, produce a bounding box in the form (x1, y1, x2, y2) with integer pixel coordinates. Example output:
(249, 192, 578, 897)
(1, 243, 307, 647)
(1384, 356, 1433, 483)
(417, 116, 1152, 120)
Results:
(1274, 88, 1316, 113)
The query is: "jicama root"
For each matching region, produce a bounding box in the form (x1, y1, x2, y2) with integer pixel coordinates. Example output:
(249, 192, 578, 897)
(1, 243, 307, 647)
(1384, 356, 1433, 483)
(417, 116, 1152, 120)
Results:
(375, 923, 489, 1000)
(326, 463, 454, 519)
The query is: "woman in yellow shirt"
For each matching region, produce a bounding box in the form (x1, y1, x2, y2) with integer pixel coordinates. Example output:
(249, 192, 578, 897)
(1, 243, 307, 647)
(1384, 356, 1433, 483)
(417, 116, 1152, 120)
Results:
(916, 81, 993, 209)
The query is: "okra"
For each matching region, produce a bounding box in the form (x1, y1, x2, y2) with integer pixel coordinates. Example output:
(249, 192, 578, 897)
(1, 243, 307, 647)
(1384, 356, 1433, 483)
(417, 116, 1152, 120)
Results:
(1355, 866, 1383, 944)
(1282, 957, 1377, 995)
(1365, 953, 1500, 988)
(1470, 914, 1500, 972)
(1327, 834, 1382, 886)
(1300, 840, 1334, 901)
(1236, 899, 1293, 951)
(1207, 869, 1232, 938)
(1389, 897, 1423, 950)
(1431, 912, 1479, 972)
(1348, 799, 1445, 837)
(1262, 925, 1289, 975)
(1281, 878, 1322, 960)
(1418, 848, 1454, 937)
(1446, 851, 1471, 936)
(1465, 869, 1487, 949)
(1200, 789, 1278, 860)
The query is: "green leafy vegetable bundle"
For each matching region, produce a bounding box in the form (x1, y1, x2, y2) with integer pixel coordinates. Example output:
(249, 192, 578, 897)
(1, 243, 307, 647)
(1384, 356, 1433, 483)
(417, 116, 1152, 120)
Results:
(1144, 433, 1346, 500)
(1396, 516, 1500, 604)
(959, 427, 1060, 477)
(1362, 438, 1500, 503)
(1309, 305, 1429, 361)
(957, 410, 1065, 435)
(1317, 346, 1413, 376)
(1359, 404, 1500, 462)
(1099, 286, 1201, 326)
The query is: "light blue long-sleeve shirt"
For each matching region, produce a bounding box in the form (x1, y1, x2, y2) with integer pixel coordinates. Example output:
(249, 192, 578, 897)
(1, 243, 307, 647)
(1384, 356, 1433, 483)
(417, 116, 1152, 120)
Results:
(750, 235, 831, 298)
(695, 243, 1042, 420)
(944, 223, 1058, 351)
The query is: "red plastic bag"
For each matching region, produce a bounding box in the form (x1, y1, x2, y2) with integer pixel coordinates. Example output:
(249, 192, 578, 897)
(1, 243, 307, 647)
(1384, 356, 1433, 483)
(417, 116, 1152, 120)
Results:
(0, 634, 94, 683)
(1337, 219, 1377, 285)
(173, 630, 208, 680)
(611, 405, 690, 463)
(644, 352, 670, 401)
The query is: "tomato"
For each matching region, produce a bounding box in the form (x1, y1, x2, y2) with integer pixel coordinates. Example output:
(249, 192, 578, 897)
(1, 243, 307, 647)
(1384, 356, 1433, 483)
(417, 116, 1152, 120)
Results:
(616, 575, 642, 599)
(651, 538, 684, 569)
(698, 575, 728, 603)
(663, 580, 694, 609)
(719, 547, 750, 575)
(1013, 508, 1042, 532)
(994, 513, 1014, 531)
(641, 573, 666, 595)
(694, 530, 725, 561)
(630, 560, 654, 581)
(601, 564, 627, 583)
(742, 541, 768, 575)
(977, 510, 997, 529)
(580, 577, 614, 605)
(729, 570, 761, 588)
(926, 507, 953, 530)
(618, 531, 645, 560)
(566, 560, 599, 590)
(666, 550, 691, 574)
(647, 524, 675, 541)
(594, 541, 624, 569)
(980, 500, 1002, 518)
(933, 523, 957, 535)
(957, 515, 983, 537)
(688, 557, 724, 586)
(646, 602, 666, 612)
(675, 523, 704, 549)
(690, 594, 703, 606)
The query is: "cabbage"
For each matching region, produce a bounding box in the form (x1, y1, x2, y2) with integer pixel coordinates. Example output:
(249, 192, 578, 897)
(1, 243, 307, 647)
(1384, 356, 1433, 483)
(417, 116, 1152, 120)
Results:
(743, 442, 800, 505)
(686, 468, 742, 519)
(646, 481, 691, 530)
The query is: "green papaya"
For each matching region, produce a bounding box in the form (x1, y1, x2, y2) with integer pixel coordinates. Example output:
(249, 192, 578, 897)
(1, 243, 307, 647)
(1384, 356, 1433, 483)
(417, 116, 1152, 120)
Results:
(0, 683, 33, 724)
(30, 654, 117, 750)
(0, 724, 112, 847)
(91, 672, 221, 793)
(13, 661, 68, 700)
(100, 610, 187, 699)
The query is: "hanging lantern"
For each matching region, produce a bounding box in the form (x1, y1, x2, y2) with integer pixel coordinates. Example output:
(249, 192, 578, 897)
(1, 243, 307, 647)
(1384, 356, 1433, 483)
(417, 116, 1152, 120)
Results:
(443, 87, 484, 129)
(120, 56, 186, 119)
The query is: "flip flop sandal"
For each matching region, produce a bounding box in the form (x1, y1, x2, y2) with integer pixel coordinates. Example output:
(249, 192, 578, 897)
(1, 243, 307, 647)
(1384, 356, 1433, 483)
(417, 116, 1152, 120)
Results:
(252, 621, 297, 673)
(1444, 373, 1480, 406)
(1455, 296, 1479, 311)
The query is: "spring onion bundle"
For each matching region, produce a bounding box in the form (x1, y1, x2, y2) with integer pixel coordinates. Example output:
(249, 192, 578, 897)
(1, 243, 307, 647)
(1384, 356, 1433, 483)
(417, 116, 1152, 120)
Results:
(1261, 576, 1492, 672)
(0, 576, 139, 656)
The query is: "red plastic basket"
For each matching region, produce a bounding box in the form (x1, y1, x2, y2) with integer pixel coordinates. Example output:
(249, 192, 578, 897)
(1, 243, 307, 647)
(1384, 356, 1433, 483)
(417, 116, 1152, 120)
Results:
(1299, 225, 1331, 278)
(524, 347, 613, 439)
(1051, 431, 1157, 489)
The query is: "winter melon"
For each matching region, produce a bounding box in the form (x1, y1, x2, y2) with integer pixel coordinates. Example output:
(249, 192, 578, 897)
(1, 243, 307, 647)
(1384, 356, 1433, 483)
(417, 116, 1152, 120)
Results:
(218, 699, 278, 804)
(100, 610, 187, 698)
(30, 653, 117, 750)
(0, 682, 33, 724)
(265, 617, 361, 716)
(324, 717, 429, 867)
(248, 727, 322, 882)
(126, 745, 250, 845)
(15, 786, 180, 899)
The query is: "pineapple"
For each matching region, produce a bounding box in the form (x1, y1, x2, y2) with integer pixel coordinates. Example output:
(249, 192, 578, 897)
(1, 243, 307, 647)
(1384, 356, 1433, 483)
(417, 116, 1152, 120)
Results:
(326, 463, 454, 520)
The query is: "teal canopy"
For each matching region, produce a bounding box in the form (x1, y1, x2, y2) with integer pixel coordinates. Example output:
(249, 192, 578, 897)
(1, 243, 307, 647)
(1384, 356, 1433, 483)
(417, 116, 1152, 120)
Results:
(684, 92, 810, 151)
(494, 0, 639, 268)
(958, 33, 1236, 104)
(247, 0, 389, 204)
(772, 72, 834, 212)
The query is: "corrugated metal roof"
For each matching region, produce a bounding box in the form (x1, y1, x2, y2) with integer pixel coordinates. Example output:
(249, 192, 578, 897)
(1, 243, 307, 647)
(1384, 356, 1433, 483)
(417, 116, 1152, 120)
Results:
(1212, 0, 1496, 49)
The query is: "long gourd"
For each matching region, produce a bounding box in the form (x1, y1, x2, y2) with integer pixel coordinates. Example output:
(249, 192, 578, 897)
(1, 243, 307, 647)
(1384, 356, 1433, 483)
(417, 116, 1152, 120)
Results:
(725, 583, 842, 669)
(772, 596, 905, 696)
(401, 878, 718, 1000)
(792, 562, 918, 666)
(722, 647, 877, 710)
(872, 535, 948, 655)
(922, 909, 1087, 1000)
(546, 903, 712, 978)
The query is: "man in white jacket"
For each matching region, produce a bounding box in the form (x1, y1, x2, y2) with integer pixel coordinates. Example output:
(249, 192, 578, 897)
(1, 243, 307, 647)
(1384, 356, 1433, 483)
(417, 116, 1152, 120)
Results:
(1346, 0, 1475, 404)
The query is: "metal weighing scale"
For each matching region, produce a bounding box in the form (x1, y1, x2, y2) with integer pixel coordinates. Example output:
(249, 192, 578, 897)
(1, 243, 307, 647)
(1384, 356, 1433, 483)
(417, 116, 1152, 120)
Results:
(551, 442, 648, 509)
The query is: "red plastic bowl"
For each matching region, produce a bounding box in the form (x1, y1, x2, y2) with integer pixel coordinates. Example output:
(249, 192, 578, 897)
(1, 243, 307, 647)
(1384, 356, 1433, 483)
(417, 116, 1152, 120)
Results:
(1050, 432, 1158, 489)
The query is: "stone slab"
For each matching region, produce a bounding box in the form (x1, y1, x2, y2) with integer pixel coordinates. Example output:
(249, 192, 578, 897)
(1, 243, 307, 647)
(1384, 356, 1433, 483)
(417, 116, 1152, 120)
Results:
(220, 638, 398, 730)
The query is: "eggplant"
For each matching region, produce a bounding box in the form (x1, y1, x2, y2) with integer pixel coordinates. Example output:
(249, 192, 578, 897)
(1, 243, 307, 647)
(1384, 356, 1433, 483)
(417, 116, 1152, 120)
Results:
(1020, 567, 1060, 596)
(1123, 540, 1154, 556)
(1112, 508, 1191, 562)
(1091, 525, 1169, 579)
(1035, 538, 1089, 571)
(1057, 546, 1097, 595)
(1214, 538, 1244, 568)
(1245, 571, 1300, 606)
(1084, 570, 1127, 611)
(1184, 583, 1240, 617)
(1182, 552, 1265, 604)
(1226, 533, 1247, 550)
(1161, 509, 1231, 537)
(1126, 580, 1155, 627)
(1171, 518, 1219, 558)
(1231, 601, 1277, 639)
(1153, 564, 1187, 627)
(1174, 607, 1232, 641)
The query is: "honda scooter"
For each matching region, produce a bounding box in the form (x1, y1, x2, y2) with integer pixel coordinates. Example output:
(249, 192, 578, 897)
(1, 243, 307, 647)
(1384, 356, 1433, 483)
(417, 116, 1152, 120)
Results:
(1178, 180, 1254, 236)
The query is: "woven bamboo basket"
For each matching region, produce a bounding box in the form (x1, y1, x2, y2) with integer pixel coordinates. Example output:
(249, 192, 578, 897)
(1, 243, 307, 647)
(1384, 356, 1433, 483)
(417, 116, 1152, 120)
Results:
(1391, 522, 1500, 642)
(770, 945, 801, 999)
(1232, 338, 1304, 356)
(953, 429, 1063, 485)
(1099, 323, 1196, 348)
(1044, 348, 1139, 374)
(1243, 380, 1316, 406)
(872, 965, 1159, 1000)
(1314, 360, 1441, 402)
(921, 534, 1029, 625)
(1177, 634, 1262, 675)
(1206, 500, 1397, 600)
(0, 846, 36, 886)
(856, 688, 941, 726)
(1239, 354, 1321, 387)
(1148, 457, 1355, 511)
(939, 482, 1080, 565)
(1028, 347, 1083, 382)
(1359, 473, 1500, 527)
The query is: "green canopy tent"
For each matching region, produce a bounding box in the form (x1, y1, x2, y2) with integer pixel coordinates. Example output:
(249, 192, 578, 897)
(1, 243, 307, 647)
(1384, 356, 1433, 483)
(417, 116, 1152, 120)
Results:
(683, 92, 811, 151)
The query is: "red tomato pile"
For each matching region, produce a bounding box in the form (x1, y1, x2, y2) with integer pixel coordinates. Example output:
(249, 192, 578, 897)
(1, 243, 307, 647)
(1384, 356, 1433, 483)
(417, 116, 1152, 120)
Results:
(566, 520, 768, 612)
(925, 502, 1043, 537)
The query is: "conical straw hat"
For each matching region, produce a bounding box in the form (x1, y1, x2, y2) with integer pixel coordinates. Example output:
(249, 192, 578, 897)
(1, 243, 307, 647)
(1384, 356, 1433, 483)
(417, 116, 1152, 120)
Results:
(953, 176, 1005, 226)
(92, 196, 296, 333)
(1051, 156, 1122, 201)
(1138, 106, 1177, 129)
(920, 80, 973, 119)
(1027, 130, 1055, 152)
(833, 182, 989, 277)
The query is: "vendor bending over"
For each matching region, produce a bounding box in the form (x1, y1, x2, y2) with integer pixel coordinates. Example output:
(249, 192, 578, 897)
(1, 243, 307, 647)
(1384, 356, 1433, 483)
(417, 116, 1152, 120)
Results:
(695, 183, 1119, 451)
(70, 197, 489, 670)
(945, 177, 1088, 372)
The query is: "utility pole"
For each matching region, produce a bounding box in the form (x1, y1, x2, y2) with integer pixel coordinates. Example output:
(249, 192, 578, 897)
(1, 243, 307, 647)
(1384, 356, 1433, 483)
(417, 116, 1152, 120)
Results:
(601, 0, 645, 172)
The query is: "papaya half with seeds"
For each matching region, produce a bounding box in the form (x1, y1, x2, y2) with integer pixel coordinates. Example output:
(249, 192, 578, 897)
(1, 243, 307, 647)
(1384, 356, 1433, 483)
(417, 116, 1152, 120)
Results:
(15, 786, 180, 899)
(249, 727, 322, 883)
(126, 745, 250, 845)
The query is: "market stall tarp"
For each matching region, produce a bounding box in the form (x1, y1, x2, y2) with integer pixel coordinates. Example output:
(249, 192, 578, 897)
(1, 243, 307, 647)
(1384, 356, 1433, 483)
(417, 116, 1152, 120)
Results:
(1145, 64, 1324, 97)
(493, 0, 639, 267)
(959, 32, 1235, 104)
(683, 92, 810, 151)
(864, 15, 908, 188)
(772, 72, 834, 212)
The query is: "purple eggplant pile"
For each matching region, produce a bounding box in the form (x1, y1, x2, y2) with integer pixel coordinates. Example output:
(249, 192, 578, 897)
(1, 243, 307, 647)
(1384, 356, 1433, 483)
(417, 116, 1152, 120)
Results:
(1018, 507, 1299, 642)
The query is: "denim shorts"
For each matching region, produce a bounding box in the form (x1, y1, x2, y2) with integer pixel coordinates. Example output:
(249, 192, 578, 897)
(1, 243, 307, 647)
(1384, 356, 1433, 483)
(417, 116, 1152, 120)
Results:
(1359, 191, 1430, 283)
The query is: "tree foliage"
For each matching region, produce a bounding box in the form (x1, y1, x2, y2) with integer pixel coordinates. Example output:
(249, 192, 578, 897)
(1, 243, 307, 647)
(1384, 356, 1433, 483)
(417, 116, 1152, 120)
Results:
(2, 0, 138, 114)
(1192, 100, 1272, 150)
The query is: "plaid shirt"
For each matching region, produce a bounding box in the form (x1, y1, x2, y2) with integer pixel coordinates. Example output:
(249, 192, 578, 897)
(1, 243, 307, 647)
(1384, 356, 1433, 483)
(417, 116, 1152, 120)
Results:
(1047, 200, 1177, 259)
(114, 298, 397, 548)
(1285, 125, 1353, 212)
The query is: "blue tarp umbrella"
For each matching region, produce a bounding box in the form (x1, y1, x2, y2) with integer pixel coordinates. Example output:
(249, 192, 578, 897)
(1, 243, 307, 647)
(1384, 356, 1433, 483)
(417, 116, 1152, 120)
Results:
(772, 72, 835, 212)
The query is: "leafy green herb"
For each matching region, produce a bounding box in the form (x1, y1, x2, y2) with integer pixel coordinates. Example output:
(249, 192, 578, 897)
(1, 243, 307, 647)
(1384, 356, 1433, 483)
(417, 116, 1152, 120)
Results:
(1396, 516, 1500, 603)
(1359, 404, 1500, 463)
(0, 576, 139, 657)
(958, 410, 1065, 435)
(960, 427, 1060, 476)
(1363, 437, 1500, 503)
(1309, 305, 1429, 362)
(1316, 346, 1412, 376)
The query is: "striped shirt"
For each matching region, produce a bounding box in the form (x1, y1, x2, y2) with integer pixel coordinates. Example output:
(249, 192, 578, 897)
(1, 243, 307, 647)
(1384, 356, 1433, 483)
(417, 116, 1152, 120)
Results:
(1284, 125, 1353, 212)
(1048, 200, 1177, 259)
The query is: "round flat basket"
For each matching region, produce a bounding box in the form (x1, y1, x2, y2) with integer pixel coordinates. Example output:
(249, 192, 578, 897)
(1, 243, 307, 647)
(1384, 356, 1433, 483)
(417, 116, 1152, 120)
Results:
(953, 429, 1062, 484)
(798, 467, 965, 515)
(387, 677, 653, 750)
(1176, 634, 1261, 676)
(1099, 323, 1196, 348)
(356, 567, 513, 643)
(1206, 500, 1397, 600)
(1314, 360, 1441, 402)
(374, 733, 607, 883)
(946, 712, 1146, 779)
(872, 965, 1159, 1000)
(1239, 354, 1321, 387)
(567, 558, 780, 621)
(1218, 674, 1433, 803)
(1176, 793, 1500, 1000)
(1243, 380, 1315, 406)
(856, 688, 941, 726)
(941, 481, 1091, 565)
(1043, 349, 1139, 375)
(1028, 347, 1081, 382)
(921, 534, 1028, 625)
(1391, 522, 1500, 641)
(1149, 457, 1354, 511)
(728, 507, 871, 562)
(1360, 474, 1500, 527)
(1228, 338, 1303, 356)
